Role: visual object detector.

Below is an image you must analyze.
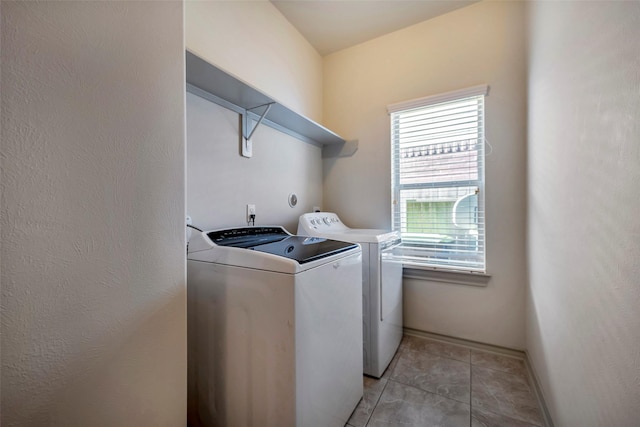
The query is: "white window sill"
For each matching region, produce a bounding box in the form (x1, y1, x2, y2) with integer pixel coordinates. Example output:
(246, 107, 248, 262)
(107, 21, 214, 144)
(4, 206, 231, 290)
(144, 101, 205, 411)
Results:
(402, 265, 491, 287)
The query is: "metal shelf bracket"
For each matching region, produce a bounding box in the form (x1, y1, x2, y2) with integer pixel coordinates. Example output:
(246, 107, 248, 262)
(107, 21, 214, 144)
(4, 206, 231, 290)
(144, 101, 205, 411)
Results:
(243, 102, 274, 141)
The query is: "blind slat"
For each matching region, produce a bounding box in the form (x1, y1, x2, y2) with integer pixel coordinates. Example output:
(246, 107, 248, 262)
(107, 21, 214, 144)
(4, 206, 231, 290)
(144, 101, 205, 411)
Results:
(390, 92, 486, 272)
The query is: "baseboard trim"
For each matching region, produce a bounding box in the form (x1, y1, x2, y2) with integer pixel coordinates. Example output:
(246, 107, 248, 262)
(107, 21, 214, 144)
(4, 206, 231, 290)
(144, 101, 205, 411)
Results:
(403, 327, 526, 358)
(524, 350, 555, 427)
(403, 328, 554, 427)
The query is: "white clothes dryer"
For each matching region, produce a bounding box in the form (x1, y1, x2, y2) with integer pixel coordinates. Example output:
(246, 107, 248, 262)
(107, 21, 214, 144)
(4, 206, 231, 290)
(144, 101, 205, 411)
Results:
(297, 213, 403, 378)
(187, 226, 363, 427)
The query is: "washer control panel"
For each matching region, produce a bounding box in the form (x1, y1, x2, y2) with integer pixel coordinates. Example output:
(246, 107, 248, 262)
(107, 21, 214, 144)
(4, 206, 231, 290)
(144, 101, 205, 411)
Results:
(299, 212, 348, 231)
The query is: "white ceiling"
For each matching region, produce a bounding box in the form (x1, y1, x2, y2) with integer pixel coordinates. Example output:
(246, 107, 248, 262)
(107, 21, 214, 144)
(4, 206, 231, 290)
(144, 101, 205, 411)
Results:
(271, 0, 479, 56)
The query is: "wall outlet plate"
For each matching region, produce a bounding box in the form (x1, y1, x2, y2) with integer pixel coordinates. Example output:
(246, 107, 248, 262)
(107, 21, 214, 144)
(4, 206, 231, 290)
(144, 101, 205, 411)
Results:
(247, 204, 256, 222)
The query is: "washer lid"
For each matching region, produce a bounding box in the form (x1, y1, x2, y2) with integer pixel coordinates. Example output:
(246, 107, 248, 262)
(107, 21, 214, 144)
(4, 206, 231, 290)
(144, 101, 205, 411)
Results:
(208, 227, 357, 264)
(250, 235, 357, 264)
(189, 226, 360, 272)
(207, 226, 291, 248)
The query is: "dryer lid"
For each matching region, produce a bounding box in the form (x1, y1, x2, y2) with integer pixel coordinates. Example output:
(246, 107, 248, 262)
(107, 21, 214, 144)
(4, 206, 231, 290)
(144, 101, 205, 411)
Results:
(298, 213, 399, 243)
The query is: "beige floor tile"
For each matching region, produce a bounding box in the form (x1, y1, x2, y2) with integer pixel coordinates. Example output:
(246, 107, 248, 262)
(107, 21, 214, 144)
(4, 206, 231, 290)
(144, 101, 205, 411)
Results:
(392, 349, 471, 404)
(368, 380, 470, 427)
(380, 346, 402, 380)
(471, 365, 544, 426)
(347, 376, 388, 427)
(343, 336, 547, 427)
(471, 349, 527, 376)
(401, 335, 471, 363)
(472, 407, 542, 427)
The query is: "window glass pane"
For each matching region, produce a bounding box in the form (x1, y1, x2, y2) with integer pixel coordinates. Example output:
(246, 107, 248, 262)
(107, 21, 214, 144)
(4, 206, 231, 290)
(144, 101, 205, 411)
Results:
(398, 140, 480, 185)
(400, 187, 479, 246)
(390, 93, 485, 272)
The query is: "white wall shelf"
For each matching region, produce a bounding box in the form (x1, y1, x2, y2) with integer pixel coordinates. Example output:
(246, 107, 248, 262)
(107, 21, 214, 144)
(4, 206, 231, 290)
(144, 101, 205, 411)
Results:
(186, 50, 347, 147)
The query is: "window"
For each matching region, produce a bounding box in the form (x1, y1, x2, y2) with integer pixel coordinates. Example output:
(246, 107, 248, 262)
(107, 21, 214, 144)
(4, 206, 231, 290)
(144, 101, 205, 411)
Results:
(388, 85, 488, 273)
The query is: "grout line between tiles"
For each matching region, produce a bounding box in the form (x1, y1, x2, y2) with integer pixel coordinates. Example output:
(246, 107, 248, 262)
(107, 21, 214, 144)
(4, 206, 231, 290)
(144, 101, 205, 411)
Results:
(467, 364, 546, 427)
(472, 363, 527, 379)
(364, 376, 390, 427)
(385, 378, 472, 409)
(470, 405, 543, 427)
(363, 334, 547, 427)
(403, 333, 547, 427)
(469, 363, 473, 427)
(402, 345, 470, 366)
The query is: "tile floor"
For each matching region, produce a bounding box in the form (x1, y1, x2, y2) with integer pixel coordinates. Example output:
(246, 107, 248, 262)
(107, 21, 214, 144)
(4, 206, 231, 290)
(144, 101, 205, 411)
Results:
(346, 335, 545, 427)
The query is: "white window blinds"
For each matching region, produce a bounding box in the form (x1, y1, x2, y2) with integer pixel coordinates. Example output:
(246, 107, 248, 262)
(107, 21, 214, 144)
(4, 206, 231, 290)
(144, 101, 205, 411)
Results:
(388, 85, 488, 273)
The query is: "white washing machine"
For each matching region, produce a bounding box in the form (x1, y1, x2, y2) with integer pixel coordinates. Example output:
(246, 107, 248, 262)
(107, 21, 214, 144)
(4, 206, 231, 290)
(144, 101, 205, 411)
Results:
(297, 213, 403, 378)
(187, 226, 363, 427)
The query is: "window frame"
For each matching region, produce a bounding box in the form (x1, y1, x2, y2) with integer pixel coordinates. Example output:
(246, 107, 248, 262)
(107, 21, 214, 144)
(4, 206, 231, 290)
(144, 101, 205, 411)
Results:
(388, 85, 489, 274)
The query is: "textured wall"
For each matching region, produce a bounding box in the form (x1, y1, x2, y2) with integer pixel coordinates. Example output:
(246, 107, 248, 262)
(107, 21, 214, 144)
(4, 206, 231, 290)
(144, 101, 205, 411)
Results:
(527, 2, 640, 425)
(185, 0, 324, 123)
(322, 1, 528, 349)
(186, 92, 322, 233)
(1, 2, 186, 425)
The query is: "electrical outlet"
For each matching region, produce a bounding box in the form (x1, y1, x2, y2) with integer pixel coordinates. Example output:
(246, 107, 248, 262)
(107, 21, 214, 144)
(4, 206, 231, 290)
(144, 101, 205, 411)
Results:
(247, 204, 256, 222)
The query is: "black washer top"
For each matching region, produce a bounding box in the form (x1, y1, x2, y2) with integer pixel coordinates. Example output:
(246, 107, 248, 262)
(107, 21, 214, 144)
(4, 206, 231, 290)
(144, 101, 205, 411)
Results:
(207, 227, 358, 264)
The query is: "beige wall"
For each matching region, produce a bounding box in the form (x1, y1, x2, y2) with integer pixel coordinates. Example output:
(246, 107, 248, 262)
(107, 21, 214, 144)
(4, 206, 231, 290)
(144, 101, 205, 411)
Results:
(186, 92, 322, 233)
(526, 2, 640, 425)
(322, 1, 528, 349)
(185, 1, 325, 234)
(1, 2, 186, 425)
(185, 0, 324, 122)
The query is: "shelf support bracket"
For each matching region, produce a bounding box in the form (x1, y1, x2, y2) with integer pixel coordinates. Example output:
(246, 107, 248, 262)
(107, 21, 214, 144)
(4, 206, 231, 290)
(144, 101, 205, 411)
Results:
(243, 102, 274, 141)
(241, 102, 274, 158)
(322, 139, 359, 159)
